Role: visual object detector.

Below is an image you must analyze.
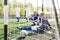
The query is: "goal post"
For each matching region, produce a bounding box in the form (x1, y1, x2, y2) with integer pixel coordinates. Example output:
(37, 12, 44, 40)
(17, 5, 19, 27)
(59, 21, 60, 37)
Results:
(4, 0, 8, 40)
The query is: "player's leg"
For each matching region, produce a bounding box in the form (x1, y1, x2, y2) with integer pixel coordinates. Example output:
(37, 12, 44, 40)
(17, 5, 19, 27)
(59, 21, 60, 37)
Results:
(46, 20, 52, 30)
(26, 15, 29, 22)
(30, 21, 36, 26)
(37, 25, 45, 33)
(45, 25, 51, 31)
(29, 17, 33, 22)
(32, 17, 39, 26)
(16, 17, 19, 22)
(22, 15, 24, 19)
(17, 26, 32, 31)
(35, 19, 39, 25)
(26, 17, 29, 22)
(37, 25, 45, 30)
(17, 17, 20, 22)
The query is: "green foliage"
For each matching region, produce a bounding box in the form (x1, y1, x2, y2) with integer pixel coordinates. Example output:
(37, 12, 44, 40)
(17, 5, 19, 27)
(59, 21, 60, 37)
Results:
(0, 0, 4, 15)
(0, 0, 53, 16)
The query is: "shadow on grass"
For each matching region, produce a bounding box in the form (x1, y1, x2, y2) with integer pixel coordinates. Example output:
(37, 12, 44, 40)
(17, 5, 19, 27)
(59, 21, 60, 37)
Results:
(28, 30, 44, 36)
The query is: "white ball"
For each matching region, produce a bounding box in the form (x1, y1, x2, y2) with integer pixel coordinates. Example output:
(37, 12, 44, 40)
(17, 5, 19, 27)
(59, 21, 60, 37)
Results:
(20, 30, 28, 37)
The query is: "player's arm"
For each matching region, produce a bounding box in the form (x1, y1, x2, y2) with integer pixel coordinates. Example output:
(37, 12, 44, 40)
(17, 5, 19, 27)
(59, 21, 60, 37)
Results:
(45, 17, 51, 26)
(31, 14, 34, 20)
(37, 13, 40, 19)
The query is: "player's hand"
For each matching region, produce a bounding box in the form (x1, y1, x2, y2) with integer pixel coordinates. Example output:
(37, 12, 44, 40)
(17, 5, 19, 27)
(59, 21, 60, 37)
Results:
(32, 17, 34, 19)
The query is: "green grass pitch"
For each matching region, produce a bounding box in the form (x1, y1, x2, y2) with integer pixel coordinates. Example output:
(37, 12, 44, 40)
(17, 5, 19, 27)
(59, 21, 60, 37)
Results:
(0, 19, 59, 40)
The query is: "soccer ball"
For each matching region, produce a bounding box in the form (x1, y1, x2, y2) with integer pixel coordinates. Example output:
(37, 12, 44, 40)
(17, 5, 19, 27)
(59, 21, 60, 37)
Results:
(20, 30, 28, 37)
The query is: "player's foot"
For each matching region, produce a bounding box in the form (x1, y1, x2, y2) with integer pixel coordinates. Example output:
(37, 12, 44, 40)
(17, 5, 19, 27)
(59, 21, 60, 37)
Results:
(26, 21, 28, 22)
(31, 22, 35, 26)
(49, 27, 52, 30)
(37, 23, 39, 25)
(48, 27, 52, 31)
(31, 24, 35, 26)
(46, 31, 52, 34)
(17, 27, 21, 30)
(17, 26, 19, 29)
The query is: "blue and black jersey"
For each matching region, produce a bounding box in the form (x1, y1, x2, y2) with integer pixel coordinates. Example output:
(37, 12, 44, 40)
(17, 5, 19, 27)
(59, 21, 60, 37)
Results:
(32, 13, 40, 20)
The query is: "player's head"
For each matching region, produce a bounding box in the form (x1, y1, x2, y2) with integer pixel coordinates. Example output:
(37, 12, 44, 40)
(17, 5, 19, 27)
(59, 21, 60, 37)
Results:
(15, 4, 19, 7)
(34, 11, 37, 14)
(41, 12, 45, 18)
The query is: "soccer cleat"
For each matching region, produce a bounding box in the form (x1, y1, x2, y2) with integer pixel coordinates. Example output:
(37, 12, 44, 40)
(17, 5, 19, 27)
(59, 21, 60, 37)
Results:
(17, 27, 19, 29)
(26, 20, 28, 22)
(31, 22, 36, 26)
(17, 26, 21, 30)
(49, 27, 52, 30)
(46, 31, 52, 34)
(48, 26, 52, 31)
(37, 23, 39, 25)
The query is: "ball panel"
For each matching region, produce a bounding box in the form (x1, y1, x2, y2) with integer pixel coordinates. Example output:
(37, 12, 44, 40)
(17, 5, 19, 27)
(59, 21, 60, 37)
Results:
(20, 30, 28, 37)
